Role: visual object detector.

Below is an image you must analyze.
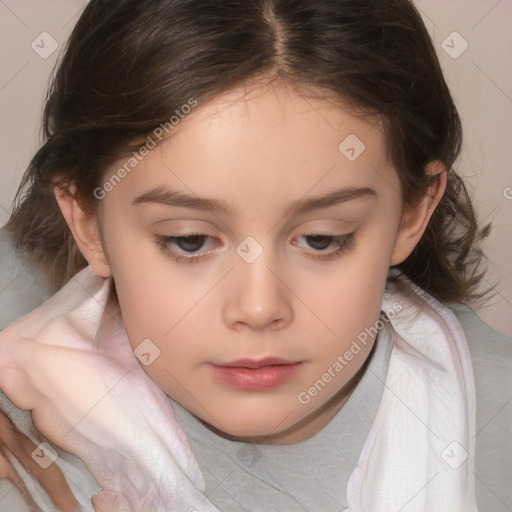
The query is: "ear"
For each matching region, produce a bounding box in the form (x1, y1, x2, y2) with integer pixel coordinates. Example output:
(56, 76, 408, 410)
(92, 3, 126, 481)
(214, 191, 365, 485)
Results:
(389, 160, 447, 266)
(53, 183, 112, 277)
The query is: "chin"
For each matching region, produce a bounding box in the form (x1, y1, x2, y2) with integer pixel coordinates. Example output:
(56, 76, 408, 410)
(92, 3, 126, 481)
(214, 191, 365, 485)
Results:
(206, 416, 293, 442)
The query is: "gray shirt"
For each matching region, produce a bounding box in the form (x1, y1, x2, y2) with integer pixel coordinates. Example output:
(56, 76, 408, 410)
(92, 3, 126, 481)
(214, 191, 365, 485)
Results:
(1, 226, 511, 511)
(168, 319, 393, 512)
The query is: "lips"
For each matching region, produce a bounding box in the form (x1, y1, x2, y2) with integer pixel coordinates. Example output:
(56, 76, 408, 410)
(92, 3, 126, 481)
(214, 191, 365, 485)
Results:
(209, 357, 303, 391)
(214, 357, 300, 369)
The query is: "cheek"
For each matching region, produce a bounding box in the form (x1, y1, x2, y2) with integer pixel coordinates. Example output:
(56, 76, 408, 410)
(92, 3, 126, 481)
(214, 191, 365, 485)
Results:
(301, 234, 393, 340)
(112, 274, 209, 397)
(113, 273, 199, 350)
(101, 228, 182, 348)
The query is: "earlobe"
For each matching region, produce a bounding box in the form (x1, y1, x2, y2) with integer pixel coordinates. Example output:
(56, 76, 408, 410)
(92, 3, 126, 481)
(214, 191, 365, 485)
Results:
(389, 160, 447, 266)
(53, 184, 112, 278)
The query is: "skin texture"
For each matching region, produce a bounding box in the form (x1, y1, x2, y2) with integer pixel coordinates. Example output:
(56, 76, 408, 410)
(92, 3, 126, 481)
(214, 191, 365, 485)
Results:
(54, 81, 446, 445)
(0, 411, 79, 512)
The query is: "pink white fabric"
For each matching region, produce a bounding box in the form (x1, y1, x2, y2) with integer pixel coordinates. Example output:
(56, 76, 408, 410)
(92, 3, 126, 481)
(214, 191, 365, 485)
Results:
(0, 266, 478, 511)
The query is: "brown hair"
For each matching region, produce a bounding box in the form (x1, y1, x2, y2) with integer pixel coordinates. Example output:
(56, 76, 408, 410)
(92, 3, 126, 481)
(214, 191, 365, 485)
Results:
(7, 0, 492, 304)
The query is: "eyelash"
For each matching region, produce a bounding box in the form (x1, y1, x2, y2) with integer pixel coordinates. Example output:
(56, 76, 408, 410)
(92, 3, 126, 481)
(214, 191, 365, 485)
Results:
(154, 232, 355, 265)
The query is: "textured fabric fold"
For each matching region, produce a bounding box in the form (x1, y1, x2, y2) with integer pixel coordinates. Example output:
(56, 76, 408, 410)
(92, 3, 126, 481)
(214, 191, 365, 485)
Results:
(0, 266, 219, 512)
(346, 278, 478, 512)
(0, 265, 477, 511)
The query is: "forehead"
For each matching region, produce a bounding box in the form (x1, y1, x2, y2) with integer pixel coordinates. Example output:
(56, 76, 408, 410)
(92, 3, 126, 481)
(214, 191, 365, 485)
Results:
(104, 80, 398, 214)
(171, 80, 385, 155)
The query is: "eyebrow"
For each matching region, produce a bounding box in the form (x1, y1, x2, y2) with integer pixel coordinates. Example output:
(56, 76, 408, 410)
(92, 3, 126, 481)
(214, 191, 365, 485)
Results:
(132, 185, 377, 217)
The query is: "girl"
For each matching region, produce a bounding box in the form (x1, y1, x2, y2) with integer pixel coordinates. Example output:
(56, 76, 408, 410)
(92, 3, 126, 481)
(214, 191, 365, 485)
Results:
(0, 0, 510, 511)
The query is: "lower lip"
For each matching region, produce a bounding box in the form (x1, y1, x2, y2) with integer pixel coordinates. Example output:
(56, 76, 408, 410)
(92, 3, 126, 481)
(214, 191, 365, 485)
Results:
(209, 363, 303, 391)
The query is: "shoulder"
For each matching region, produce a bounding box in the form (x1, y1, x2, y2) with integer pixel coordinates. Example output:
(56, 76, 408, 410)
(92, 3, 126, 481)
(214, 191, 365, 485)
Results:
(448, 302, 512, 403)
(448, 303, 512, 511)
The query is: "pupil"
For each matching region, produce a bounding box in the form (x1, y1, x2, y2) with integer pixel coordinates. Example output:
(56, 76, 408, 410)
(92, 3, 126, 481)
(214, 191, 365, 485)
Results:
(307, 235, 331, 250)
(178, 235, 205, 252)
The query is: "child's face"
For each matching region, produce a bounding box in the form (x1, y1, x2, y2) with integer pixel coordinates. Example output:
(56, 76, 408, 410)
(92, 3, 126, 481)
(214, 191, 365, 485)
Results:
(90, 82, 411, 443)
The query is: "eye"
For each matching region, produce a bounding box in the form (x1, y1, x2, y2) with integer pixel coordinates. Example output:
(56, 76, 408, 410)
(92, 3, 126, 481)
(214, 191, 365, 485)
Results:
(154, 233, 218, 264)
(293, 233, 355, 260)
(154, 231, 356, 265)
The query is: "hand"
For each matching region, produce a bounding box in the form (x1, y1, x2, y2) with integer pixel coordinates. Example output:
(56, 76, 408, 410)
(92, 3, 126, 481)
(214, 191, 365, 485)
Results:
(0, 410, 79, 512)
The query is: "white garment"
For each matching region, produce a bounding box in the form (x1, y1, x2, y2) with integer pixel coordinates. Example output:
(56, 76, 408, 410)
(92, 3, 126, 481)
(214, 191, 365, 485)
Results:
(0, 266, 478, 512)
(347, 280, 478, 512)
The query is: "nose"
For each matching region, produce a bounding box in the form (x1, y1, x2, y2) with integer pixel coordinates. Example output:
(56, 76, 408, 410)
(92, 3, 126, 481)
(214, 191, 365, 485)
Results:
(221, 253, 294, 332)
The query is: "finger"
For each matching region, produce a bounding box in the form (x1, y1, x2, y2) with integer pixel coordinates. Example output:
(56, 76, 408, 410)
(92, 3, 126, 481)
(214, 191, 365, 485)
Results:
(0, 411, 79, 512)
(0, 446, 42, 511)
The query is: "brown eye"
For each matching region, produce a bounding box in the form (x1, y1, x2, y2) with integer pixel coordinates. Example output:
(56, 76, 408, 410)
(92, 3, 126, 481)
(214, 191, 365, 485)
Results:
(294, 233, 356, 260)
(173, 235, 207, 252)
(154, 233, 219, 264)
(303, 235, 333, 251)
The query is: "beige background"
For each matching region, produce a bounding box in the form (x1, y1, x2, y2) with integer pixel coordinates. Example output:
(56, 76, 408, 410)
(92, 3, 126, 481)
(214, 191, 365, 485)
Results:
(0, 0, 510, 336)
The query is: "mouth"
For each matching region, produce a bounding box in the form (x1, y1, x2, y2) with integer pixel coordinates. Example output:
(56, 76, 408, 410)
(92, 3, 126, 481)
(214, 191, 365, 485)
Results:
(209, 357, 303, 391)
